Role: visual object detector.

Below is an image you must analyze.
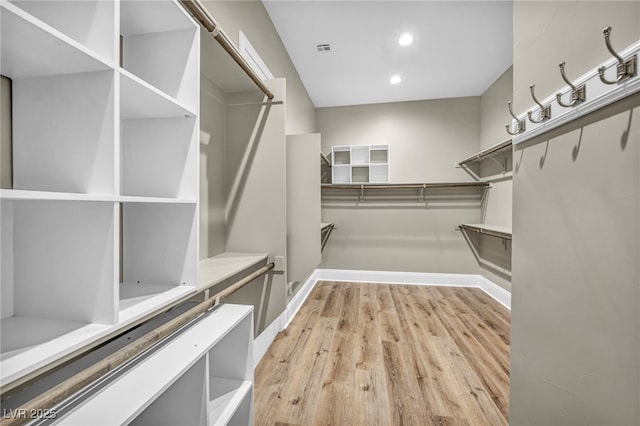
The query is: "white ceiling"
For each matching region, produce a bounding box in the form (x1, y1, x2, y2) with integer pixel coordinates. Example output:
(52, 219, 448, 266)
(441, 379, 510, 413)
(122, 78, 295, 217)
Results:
(262, 0, 513, 108)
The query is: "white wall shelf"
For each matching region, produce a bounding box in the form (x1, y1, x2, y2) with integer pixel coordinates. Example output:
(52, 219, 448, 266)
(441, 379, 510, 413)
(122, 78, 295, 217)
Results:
(56, 304, 254, 426)
(0, 0, 201, 390)
(331, 144, 390, 183)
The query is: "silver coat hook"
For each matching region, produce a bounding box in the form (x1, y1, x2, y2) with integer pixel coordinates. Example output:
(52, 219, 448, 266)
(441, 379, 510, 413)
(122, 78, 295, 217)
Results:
(527, 84, 551, 124)
(597, 26, 637, 85)
(505, 101, 525, 136)
(555, 61, 586, 108)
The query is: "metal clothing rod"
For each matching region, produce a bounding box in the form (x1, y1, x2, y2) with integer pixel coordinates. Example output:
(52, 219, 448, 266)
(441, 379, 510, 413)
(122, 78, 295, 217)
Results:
(0, 263, 275, 426)
(322, 182, 490, 190)
(459, 224, 512, 241)
(179, 0, 275, 100)
(458, 139, 513, 166)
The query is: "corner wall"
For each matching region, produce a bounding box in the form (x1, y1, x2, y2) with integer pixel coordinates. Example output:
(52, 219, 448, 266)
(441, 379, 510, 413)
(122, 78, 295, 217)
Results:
(510, 2, 640, 424)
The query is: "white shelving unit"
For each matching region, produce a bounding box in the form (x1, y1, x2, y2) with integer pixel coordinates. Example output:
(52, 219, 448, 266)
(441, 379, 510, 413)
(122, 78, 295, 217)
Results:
(56, 304, 254, 426)
(331, 144, 389, 183)
(0, 0, 200, 388)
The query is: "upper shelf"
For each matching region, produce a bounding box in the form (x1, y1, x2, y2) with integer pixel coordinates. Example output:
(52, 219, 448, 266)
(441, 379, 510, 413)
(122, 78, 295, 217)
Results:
(459, 223, 512, 240)
(458, 139, 512, 166)
(198, 252, 269, 292)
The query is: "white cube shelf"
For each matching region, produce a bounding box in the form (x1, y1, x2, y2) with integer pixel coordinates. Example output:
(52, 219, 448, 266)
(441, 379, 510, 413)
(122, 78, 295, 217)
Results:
(331, 144, 389, 183)
(0, 0, 201, 388)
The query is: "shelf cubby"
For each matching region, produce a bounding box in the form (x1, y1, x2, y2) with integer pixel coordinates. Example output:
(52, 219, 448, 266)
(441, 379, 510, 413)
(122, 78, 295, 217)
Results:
(130, 358, 208, 426)
(120, 0, 199, 111)
(11, 70, 116, 194)
(121, 116, 198, 199)
(332, 164, 351, 184)
(120, 203, 197, 323)
(0, 2, 112, 79)
(351, 166, 369, 183)
(351, 145, 369, 165)
(1, 199, 117, 383)
(8, 0, 117, 63)
(332, 147, 351, 165)
(208, 311, 253, 425)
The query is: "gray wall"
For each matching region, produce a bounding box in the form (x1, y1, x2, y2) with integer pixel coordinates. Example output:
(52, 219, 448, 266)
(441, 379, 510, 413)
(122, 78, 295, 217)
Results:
(478, 67, 513, 291)
(510, 2, 640, 424)
(318, 98, 483, 274)
(201, 0, 316, 135)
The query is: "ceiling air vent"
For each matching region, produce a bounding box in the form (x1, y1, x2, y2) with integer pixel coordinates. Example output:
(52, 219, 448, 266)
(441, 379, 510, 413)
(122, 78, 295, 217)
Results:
(315, 42, 332, 53)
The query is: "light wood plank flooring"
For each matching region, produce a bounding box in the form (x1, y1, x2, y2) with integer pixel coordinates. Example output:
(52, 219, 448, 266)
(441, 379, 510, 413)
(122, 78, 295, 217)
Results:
(254, 281, 510, 426)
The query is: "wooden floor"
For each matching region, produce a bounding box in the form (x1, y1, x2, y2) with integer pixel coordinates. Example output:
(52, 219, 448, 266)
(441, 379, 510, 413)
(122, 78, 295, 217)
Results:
(254, 281, 510, 426)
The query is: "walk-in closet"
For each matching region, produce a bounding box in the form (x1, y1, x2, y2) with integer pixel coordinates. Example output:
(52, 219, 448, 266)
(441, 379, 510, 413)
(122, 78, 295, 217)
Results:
(0, 1, 638, 425)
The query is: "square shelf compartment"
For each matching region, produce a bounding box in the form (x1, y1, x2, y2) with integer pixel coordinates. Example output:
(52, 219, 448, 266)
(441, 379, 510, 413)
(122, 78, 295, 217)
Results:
(208, 312, 253, 424)
(1, 200, 117, 383)
(120, 203, 197, 323)
(1, 2, 113, 79)
(8, 0, 117, 63)
(370, 164, 389, 183)
(350, 146, 369, 165)
(332, 165, 351, 184)
(370, 147, 388, 164)
(130, 357, 208, 426)
(332, 148, 350, 165)
(11, 70, 116, 195)
(121, 116, 198, 199)
(351, 166, 370, 183)
(120, 0, 199, 111)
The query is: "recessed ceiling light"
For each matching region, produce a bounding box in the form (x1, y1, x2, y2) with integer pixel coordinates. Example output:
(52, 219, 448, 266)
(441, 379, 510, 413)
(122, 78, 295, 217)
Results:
(390, 75, 402, 85)
(398, 33, 413, 46)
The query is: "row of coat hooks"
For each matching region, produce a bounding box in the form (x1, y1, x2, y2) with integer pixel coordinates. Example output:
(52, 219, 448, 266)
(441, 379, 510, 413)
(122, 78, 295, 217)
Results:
(506, 26, 638, 135)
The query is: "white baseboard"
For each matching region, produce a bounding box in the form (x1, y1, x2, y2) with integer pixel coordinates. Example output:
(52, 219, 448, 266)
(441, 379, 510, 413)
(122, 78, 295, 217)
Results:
(253, 313, 284, 368)
(253, 268, 511, 367)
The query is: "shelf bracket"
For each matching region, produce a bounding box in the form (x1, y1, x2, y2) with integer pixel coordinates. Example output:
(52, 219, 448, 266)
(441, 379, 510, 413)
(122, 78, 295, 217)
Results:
(419, 184, 426, 202)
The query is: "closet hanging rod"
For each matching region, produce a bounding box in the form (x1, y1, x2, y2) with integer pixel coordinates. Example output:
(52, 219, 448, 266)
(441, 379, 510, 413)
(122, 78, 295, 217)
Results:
(322, 182, 489, 190)
(458, 139, 513, 166)
(0, 263, 275, 426)
(179, 0, 275, 100)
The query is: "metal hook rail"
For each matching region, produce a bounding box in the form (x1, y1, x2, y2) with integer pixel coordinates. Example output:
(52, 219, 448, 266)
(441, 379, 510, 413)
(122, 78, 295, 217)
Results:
(506, 26, 640, 145)
(0, 263, 275, 426)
